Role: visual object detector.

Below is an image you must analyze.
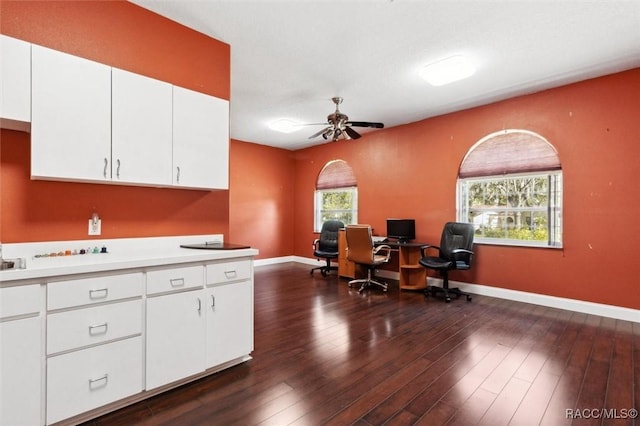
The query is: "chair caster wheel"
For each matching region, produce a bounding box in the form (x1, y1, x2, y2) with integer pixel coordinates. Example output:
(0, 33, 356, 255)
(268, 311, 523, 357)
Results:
(445, 297, 451, 303)
(321, 270, 327, 277)
(466, 295, 472, 302)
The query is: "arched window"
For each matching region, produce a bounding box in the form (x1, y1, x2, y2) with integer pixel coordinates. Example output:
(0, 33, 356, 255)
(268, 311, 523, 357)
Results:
(314, 160, 358, 231)
(457, 129, 563, 247)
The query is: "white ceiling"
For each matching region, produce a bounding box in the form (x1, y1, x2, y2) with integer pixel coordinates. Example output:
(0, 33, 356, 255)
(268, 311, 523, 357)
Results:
(130, 0, 640, 150)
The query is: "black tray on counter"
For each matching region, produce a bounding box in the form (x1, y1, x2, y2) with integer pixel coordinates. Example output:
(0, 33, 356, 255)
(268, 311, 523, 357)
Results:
(180, 242, 251, 250)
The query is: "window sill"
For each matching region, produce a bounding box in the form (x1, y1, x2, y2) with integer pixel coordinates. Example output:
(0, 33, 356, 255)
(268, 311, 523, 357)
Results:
(474, 239, 563, 249)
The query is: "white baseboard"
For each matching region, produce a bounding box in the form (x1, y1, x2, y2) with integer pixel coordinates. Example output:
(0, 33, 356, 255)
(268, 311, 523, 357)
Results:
(255, 257, 639, 323)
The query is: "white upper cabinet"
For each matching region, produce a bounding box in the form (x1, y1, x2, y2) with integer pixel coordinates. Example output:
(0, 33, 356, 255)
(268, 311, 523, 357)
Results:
(28, 42, 229, 189)
(173, 86, 229, 190)
(112, 68, 173, 186)
(0, 35, 31, 130)
(31, 45, 112, 182)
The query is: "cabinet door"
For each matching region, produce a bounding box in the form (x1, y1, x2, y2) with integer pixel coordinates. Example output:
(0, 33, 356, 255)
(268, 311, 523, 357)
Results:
(173, 86, 229, 190)
(0, 317, 42, 426)
(146, 290, 205, 390)
(0, 35, 31, 129)
(112, 68, 173, 186)
(205, 280, 253, 368)
(31, 45, 111, 182)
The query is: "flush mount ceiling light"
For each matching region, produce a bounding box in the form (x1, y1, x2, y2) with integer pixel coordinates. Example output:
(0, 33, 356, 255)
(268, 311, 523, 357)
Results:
(419, 55, 476, 86)
(268, 118, 301, 133)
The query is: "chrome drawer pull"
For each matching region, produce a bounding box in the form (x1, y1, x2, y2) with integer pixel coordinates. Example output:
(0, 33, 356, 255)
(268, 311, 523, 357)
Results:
(89, 322, 108, 335)
(89, 374, 108, 389)
(197, 297, 202, 314)
(89, 288, 108, 299)
(211, 294, 216, 308)
(224, 270, 237, 279)
(170, 278, 185, 287)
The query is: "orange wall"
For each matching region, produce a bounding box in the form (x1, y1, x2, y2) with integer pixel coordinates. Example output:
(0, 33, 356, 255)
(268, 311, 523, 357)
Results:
(2, 1, 638, 310)
(229, 140, 296, 259)
(0, 0, 231, 242)
(292, 69, 640, 310)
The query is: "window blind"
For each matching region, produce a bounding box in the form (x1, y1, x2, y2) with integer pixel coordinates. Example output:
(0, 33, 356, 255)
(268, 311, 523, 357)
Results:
(316, 159, 357, 189)
(459, 130, 561, 178)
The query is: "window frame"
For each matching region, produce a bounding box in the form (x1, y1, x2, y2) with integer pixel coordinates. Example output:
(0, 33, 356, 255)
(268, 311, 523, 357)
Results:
(457, 171, 563, 248)
(314, 186, 358, 232)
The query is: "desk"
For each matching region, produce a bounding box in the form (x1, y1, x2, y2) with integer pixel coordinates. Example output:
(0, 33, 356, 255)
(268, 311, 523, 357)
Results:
(337, 230, 427, 290)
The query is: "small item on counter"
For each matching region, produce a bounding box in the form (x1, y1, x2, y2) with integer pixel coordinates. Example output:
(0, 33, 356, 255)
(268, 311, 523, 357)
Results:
(79, 249, 86, 255)
(100, 246, 108, 253)
(92, 247, 100, 254)
(65, 250, 72, 256)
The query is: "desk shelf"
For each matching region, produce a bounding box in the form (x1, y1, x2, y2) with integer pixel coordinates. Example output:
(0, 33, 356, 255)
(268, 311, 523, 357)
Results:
(398, 245, 426, 290)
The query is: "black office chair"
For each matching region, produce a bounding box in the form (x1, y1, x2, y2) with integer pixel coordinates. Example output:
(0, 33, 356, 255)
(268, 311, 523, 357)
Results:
(419, 222, 474, 302)
(311, 220, 344, 276)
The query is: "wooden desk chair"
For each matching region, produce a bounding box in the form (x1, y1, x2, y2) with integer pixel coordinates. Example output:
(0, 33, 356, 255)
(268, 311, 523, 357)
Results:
(345, 225, 392, 293)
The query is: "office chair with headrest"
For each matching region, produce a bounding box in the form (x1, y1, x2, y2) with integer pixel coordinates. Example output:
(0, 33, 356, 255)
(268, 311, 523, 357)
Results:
(345, 224, 392, 293)
(419, 222, 474, 302)
(311, 220, 344, 276)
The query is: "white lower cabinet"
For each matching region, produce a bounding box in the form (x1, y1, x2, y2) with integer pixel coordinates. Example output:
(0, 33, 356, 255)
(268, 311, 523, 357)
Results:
(0, 316, 42, 426)
(45, 272, 144, 424)
(0, 284, 42, 426)
(46, 336, 143, 424)
(205, 280, 253, 368)
(0, 255, 254, 425)
(145, 289, 206, 390)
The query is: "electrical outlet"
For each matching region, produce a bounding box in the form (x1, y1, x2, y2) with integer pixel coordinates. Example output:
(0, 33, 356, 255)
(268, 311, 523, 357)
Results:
(88, 218, 102, 235)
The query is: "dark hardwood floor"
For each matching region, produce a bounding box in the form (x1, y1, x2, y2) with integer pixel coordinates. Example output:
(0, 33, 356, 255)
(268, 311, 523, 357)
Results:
(85, 262, 639, 426)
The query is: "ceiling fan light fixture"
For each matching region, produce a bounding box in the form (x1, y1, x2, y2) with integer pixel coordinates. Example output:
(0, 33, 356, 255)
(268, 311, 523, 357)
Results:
(268, 118, 301, 133)
(420, 55, 476, 86)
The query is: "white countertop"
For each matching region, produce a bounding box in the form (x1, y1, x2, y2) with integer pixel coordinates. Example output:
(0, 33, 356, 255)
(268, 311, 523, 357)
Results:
(1, 235, 259, 283)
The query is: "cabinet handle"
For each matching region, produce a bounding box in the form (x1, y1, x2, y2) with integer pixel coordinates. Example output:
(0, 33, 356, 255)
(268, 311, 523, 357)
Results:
(89, 322, 109, 335)
(103, 157, 108, 178)
(197, 297, 202, 314)
(170, 278, 185, 287)
(176, 166, 181, 184)
(224, 270, 237, 279)
(116, 159, 121, 179)
(89, 288, 108, 299)
(89, 374, 108, 390)
(211, 294, 216, 308)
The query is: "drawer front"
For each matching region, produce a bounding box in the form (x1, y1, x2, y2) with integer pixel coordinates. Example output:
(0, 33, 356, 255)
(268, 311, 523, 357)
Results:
(146, 265, 203, 295)
(206, 260, 251, 285)
(0, 284, 41, 319)
(47, 299, 142, 354)
(46, 336, 143, 425)
(48, 272, 143, 310)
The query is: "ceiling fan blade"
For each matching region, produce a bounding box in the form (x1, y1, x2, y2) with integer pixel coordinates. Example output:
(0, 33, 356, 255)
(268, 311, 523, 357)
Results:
(347, 121, 384, 129)
(344, 126, 361, 140)
(309, 126, 331, 139)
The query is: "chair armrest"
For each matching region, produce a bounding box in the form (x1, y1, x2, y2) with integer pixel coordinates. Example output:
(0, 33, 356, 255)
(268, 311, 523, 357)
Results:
(420, 244, 439, 257)
(313, 238, 320, 250)
(451, 248, 473, 256)
(374, 244, 392, 262)
(450, 248, 474, 266)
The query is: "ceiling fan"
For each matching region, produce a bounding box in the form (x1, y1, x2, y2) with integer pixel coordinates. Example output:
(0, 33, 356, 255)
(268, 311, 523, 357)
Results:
(308, 97, 384, 141)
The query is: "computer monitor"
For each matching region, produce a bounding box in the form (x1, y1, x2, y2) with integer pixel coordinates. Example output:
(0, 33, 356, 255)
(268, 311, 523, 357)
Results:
(386, 219, 415, 243)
